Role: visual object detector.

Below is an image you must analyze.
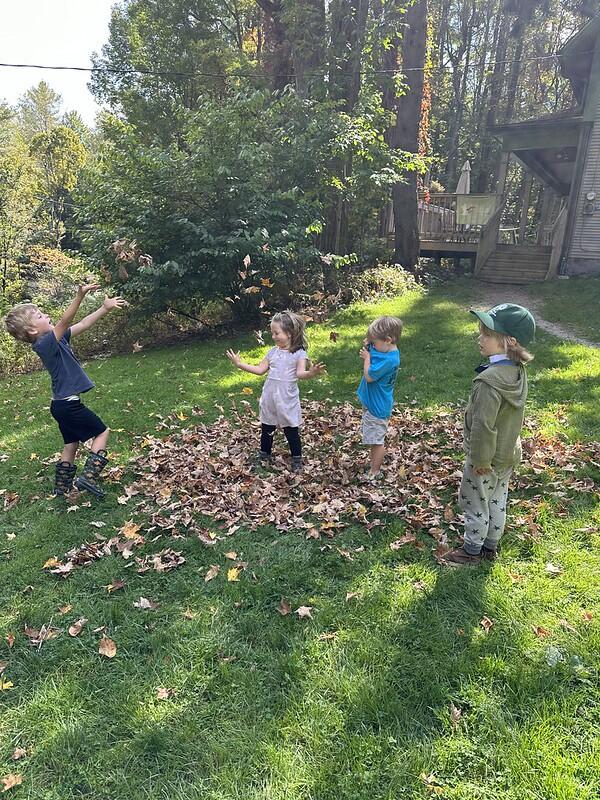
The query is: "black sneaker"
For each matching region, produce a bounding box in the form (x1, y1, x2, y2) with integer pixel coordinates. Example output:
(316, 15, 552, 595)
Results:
(291, 456, 303, 473)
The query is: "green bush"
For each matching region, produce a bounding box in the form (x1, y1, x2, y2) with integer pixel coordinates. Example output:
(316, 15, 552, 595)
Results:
(344, 265, 422, 302)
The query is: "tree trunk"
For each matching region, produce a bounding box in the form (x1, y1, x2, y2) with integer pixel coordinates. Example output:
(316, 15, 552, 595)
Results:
(390, 0, 428, 269)
(256, 0, 294, 90)
(475, 11, 510, 192)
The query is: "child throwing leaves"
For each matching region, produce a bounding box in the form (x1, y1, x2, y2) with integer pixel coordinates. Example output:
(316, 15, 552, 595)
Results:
(357, 316, 402, 479)
(226, 311, 325, 471)
(445, 303, 535, 565)
(4, 285, 128, 498)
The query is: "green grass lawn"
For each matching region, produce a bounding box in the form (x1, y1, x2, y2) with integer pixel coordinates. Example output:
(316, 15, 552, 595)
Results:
(534, 276, 600, 343)
(1, 281, 599, 800)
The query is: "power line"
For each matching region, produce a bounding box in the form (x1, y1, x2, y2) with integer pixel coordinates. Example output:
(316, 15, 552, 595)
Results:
(0, 50, 584, 80)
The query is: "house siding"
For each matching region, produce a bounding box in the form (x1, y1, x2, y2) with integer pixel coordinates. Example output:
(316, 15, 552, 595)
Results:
(566, 69, 600, 273)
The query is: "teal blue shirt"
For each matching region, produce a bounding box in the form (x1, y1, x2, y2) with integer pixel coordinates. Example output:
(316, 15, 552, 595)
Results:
(356, 346, 400, 419)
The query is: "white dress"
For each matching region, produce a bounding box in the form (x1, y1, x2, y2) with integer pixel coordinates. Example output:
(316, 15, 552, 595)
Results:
(259, 347, 307, 428)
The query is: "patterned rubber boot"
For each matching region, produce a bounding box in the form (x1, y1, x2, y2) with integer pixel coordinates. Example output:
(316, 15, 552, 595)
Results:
(74, 450, 108, 498)
(54, 461, 77, 496)
(291, 456, 303, 473)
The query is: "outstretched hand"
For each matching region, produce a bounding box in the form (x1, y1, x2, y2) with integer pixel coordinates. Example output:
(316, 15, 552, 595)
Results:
(310, 361, 327, 377)
(103, 295, 129, 311)
(226, 349, 243, 368)
(77, 283, 101, 297)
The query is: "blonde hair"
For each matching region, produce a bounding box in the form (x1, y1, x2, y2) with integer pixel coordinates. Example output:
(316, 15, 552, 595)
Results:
(271, 310, 308, 353)
(4, 303, 39, 343)
(480, 324, 534, 364)
(367, 315, 403, 344)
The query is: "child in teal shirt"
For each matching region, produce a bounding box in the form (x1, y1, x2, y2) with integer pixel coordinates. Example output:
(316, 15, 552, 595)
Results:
(357, 315, 402, 479)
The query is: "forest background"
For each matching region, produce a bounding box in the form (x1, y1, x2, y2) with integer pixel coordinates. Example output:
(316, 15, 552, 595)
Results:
(1, 0, 598, 373)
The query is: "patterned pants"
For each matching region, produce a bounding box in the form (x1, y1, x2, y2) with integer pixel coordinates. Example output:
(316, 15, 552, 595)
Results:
(459, 461, 513, 555)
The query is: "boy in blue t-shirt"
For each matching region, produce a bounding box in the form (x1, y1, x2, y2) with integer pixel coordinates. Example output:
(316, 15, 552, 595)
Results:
(357, 315, 402, 479)
(4, 285, 128, 498)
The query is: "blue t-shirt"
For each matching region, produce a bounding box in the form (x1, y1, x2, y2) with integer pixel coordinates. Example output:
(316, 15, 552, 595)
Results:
(32, 329, 94, 400)
(356, 346, 400, 419)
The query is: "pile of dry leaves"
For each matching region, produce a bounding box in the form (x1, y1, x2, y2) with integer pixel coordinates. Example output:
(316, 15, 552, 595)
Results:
(122, 400, 598, 542)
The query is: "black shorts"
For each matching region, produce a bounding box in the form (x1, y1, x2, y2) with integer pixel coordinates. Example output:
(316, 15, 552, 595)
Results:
(50, 398, 107, 445)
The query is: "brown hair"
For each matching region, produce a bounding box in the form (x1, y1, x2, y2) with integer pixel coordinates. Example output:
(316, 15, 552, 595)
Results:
(271, 310, 308, 353)
(367, 315, 403, 344)
(480, 323, 534, 364)
(4, 303, 39, 343)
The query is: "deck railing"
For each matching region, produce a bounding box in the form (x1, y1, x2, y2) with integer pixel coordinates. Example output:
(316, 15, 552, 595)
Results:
(418, 192, 499, 244)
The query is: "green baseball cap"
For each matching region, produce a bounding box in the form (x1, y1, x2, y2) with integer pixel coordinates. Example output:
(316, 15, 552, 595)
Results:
(470, 303, 536, 345)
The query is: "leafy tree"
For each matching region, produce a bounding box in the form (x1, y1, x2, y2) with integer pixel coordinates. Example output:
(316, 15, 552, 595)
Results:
(76, 90, 408, 315)
(0, 115, 41, 299)
(30, 126, 87, 247)
(17, 81, 62, 140)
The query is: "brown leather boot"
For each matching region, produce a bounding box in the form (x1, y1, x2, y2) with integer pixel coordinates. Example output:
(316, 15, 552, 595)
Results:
(444, 546, 482, 565)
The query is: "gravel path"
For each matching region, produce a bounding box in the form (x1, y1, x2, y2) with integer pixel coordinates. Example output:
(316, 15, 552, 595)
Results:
(472, 282, 599, 348)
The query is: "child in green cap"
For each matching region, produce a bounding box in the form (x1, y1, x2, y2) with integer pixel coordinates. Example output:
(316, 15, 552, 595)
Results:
(445, 303, 535, 565)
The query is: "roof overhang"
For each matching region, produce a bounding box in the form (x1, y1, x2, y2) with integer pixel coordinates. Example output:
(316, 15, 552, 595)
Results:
(490, 116, 584, 195)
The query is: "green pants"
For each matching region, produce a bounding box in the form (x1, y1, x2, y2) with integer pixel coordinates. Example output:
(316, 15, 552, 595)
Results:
(459, 461, 513, 555)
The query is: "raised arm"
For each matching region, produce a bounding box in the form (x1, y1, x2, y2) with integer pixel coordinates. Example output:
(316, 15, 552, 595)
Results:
(53, 284, 100, 341)
(226, 349, 270, 375)
(70, 295, 129, 337)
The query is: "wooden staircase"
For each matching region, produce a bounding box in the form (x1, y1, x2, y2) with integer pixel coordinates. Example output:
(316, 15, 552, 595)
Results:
(477, 244, 551, 284)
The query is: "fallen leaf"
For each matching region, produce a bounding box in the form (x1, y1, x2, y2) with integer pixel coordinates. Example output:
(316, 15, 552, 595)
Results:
(68, 618, 87, 637)
(120, 521, 142, 539)
(58, 604, 73, 615)
(582, 610, 593, 623)
(227, 567, 241, 582)
(559, 619, 577, 633)
(43, 557, 60, 569)
(182, 608, 195, 619)
(276, 597, 291, 616)
(156, 687, 174, 700)
(0, 661, 7, 673)
(532, 625, 551, 638)
(132, 341, 144, 353)
(1, 773, 22, 792)
(450, 702, 462, 728)
(133, 597, 159, 610)
(5, 633, 15, 648)
(204, 564, 220, 582)
(106, 579, 126, 593)
(243, 254, 251, 267)
(0, 678, 14, 691)
(224, 551, 238, 560)
(295, 605, 313, 619)
(89, 521, 106, 528)
(345, 591, 360, 602)
(480, 616, 494, 633)
(390, 533, 416, 549)
(10, 749, 26, 761)
(545, 562, 563, 577)
(98, 637, 117, 658)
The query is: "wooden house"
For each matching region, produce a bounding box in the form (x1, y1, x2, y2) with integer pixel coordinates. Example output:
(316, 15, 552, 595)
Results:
(406, 13, 600, 283)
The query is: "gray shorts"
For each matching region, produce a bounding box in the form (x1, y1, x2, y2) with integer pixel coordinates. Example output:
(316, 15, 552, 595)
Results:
(361, 408, 390, 445)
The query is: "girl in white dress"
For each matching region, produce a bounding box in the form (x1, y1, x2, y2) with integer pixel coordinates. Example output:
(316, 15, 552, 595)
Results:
(226, 311, 326, 471)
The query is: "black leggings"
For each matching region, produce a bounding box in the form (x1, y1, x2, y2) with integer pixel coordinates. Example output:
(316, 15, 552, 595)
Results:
(260, 424, 302, 458)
